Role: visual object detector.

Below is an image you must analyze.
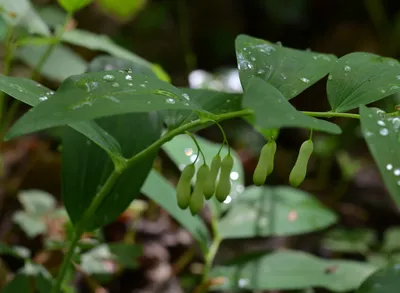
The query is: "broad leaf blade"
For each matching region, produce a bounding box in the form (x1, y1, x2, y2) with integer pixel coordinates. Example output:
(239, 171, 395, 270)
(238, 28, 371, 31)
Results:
(162, 134, 244, 212)
(62, 29, 169, 81)
(236, 34, 336, 99)
(141, 170, 210, 251)
(356, 263, 400, 293)
(6, 70, 202, 140)
(210, 250, 377, 292)
(218, 186, 337, 239)
(57, 0, 93, 12)
(1, 274, 30, 293)
(328, 53, 400, 112)
(62, 112, 161, 230)
(360, 106, 400, 207)
(0, 75, 123, 159)
(243, 77, 341, 134)
(96, 0, 147, 20)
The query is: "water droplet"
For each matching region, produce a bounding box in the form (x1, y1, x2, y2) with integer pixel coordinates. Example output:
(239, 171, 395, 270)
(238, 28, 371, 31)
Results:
(394, 169, 400, 176)
(387, 164, 393, 171)
(103, 74, 115, 82)
(281, 73, 287, 80)
(39, 96, 47, 101)
(226, 99, 231, 103)
(49, 91, 54, 95)
(328, 74, 333, 81)
(397, 75, 400, 80)
(388, 60, 397, 66)
(182, 93, 190, 100)
(380, 128, 389, 136)
(106, 96, 120, 103)
(390, 85, 400, 90)
(250, 57, 256, 61)
(398, 180, 400, 186)
(112, 82, 119, 88)
(230, 172, 239, 180)
(380, 89, 386, 94)
(140, 84, 146, 88)
(377, 120, 385, 126)
(223, 196, 232, 204)
(165, 98, 176, 104)
(300, 77, 310, 84)
(257, 69, 265, 75)
(238, 278, 249, 288)
(312, 55, 318, 60)
(392, 118, 400, 129)
(184, 148, 193, 156)
(128, 83, 133, 86)
(125, 75, 132, 80)
(236, 184, 244, 193)
(147, 101, 151, 104)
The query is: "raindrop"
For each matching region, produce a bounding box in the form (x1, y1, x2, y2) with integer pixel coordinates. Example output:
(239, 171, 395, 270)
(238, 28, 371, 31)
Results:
(300, 77, 310, 84)
(390, 85, 400, 90)
(223, 196, 232, 204)
(257, 69, 265, 75)
(226, 99, 231, 103)
(250, 57, 256, 61)
(147, 101, 151, 104)
(112, 82, 119, 88)
(380, 89, 386, 94)
(344, 65, 351, 72)
(394, 169, 400, 176)
(281, 73, 287, 80)
(190, 154, 197, 163)
(328, 74, 333, 81)
(125, 75, 133, 81)
(392, 118, 400, 129)
(103, 74, 115, 82)
(397, 75, 400, 80)
(165, 98, 176, 104)
(230, 172, 239, 180)
(140, 84, 146, 88)
(377, 120, 385, 126)
(182, 93, 190, 100)
(128, 83, 133, 86)
(387, 164, 393, 171)
(39, 96, 47, 101)
(380, 128, 389, 136)
(184, 148, 193, 156)
(49, 91, 55, 95)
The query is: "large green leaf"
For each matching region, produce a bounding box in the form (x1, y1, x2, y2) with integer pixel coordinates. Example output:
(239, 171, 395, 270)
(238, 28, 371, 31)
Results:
(383, 227, 400, 253)
(1, 274, 30, 293)
(57, 0, 93, 12)
(62, 112, 161, 230)
(0, 0, 50, 36)
(162, 133, 244, 211)
(328, 53, 400, 112)
(6, 70, 202, 140)
(243, 77, 341, 134)
(356, 263, 400, 293)
(16, 44, 88, 81)
(322, 228, 376, 254)
(96, 0, 147, 20)
(62, 29, 169, 81)
(141, 170, 210, 251)
(360, 106, 400, 207)
(210, 250, 377, 292)
(218, 186, 337, 239)
(235, 34, 337, 99)
(0, 76, 123, 159)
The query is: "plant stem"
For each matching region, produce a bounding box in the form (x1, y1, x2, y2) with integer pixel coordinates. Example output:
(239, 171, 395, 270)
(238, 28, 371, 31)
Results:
(31, 12, 73, 81)
(50, 109, 253, 293)
(302, 111, 360, 119)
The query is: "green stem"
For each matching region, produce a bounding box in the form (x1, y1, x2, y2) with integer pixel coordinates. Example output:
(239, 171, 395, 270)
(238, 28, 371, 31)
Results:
(201, 214, 221, 284)
(302, 111, 360, 119)
(31, 12, 73, 80)
(186, 131, 205, 163)
(50, 109, 253, 293)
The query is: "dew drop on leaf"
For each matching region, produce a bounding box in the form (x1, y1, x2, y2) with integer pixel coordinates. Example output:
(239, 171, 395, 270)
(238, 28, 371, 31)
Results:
(380, 128, 389, 136)
(165, 98, 175, 104)
(300, 77, 310, 84)
(103, 74, 115, 82)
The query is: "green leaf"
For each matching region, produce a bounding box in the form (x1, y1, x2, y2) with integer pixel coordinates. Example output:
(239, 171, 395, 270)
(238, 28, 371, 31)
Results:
(0, 0, 50, 36)
(382, 227, 400, 253)
(16, 44, 88, 81)
(235, 34, 337, 99)
(162, 133, 244, 212)
(81, 243, 141, 274)
(62, 112, 161, 230)
(141, 170, 210, 251)
(0, 76, 123, 158)
(96, 0, 147, 20)
(360, 106, 400, 207)
(243, 77, 341, 134)
(6, 70, 202, 140)
(218, 186, 337, 239)
(356, 263, 400, 293)
(210, 250, 377, 292)
(0, 243, 30, 259)
(322, 228, 376, 254)
(62, 29, 169, 81)
(1, 274, 30, 293)
(57, 0, 93, 13)
(328, 53, 400, 112)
